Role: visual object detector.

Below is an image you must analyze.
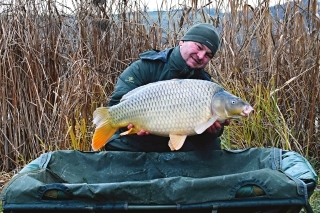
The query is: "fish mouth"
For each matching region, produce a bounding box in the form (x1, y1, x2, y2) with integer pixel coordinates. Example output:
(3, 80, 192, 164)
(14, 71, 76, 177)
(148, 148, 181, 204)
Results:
(241, 105, 254, 117)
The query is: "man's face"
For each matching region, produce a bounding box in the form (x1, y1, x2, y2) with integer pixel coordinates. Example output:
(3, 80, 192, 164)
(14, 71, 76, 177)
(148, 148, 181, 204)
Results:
(179, 41, 213, 69)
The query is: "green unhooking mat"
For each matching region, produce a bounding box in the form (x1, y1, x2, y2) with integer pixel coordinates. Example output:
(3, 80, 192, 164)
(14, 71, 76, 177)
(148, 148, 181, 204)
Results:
(1, 148, 318, 213)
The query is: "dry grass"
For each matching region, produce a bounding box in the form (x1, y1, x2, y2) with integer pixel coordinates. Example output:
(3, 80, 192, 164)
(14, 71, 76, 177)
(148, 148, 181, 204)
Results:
(0, 0, 319, 176)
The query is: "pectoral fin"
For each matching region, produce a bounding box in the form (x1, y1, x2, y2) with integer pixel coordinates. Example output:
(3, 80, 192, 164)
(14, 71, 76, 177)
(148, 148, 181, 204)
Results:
(194, 117, 217, 134)
(168, 134, 187, 151)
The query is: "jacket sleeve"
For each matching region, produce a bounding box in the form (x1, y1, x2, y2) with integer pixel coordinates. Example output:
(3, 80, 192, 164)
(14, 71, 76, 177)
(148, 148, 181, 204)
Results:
(108, 60, 152, 106)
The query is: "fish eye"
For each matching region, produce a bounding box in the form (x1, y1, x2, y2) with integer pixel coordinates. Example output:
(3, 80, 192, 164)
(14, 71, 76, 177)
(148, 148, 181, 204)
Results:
(231, 100, 236, 104)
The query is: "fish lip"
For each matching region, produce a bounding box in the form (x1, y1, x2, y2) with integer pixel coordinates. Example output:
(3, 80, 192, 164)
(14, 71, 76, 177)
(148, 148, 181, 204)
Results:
(241, 112, 250, 117)
(241, 105, 254, 117)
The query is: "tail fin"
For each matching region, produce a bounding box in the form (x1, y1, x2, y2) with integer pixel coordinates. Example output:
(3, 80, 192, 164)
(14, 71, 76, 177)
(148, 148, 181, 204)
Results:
(92, 107, 118, 151)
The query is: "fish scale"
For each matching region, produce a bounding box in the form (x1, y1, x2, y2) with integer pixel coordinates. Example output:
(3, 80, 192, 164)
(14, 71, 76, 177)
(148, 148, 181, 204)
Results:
(92, 79, 254, 151)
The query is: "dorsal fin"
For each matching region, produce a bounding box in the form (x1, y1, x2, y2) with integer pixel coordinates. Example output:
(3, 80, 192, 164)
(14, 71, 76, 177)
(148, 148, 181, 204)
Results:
(120, 85, 149, 102)
(121, 80, 180, 102)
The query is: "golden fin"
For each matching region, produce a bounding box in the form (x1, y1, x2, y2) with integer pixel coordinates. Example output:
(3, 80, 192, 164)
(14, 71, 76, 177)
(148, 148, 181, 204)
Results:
(120, 128, 133, 136)
(168, 134, 187, 151)
(120, 85, 149, 102)
(120, 128, 139, 136)
(194, 117, 217, 134)
(92, 125, 118, 151)
(92, 107, 118, 151)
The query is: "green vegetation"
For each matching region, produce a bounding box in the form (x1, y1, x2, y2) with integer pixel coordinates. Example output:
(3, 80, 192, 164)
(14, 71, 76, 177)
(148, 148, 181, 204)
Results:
(0, 0, 319, 211)
(309, 190, 320, 213)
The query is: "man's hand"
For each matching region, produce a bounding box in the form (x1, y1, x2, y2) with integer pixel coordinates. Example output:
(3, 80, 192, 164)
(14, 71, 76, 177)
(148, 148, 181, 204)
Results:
(127, 124, 150, 136)
(206, 119, 230, 134)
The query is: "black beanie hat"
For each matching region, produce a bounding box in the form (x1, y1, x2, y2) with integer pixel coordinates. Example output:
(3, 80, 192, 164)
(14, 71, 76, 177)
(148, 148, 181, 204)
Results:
(181, 23, 220, 56)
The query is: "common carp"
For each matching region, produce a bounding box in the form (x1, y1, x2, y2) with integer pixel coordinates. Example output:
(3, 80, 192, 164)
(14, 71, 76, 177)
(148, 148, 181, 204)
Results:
(92, 79, 253, 151)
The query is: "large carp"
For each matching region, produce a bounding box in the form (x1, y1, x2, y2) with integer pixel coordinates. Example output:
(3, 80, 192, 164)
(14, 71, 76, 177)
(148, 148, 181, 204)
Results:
(92, 79, 253, 151)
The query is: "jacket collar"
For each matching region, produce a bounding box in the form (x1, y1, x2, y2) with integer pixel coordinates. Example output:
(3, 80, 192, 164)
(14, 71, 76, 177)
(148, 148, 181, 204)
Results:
(139, 47, 204, 78)
(168, 46, 203, 78)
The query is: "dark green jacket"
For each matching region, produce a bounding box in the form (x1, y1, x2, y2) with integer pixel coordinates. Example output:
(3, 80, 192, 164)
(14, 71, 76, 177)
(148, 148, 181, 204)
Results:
(106, 46, 223, 152)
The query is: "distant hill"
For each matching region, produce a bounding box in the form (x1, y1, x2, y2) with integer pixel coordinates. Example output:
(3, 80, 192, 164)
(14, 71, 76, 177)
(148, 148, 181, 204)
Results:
(143, 1, 319, 28)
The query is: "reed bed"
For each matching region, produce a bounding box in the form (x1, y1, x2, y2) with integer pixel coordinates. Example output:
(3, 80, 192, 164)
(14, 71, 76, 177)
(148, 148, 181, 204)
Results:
(0, 0, 319, 173)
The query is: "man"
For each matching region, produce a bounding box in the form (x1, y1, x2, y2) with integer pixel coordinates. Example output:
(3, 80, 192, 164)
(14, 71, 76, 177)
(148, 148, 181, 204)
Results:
(106, 23, 230, 152)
